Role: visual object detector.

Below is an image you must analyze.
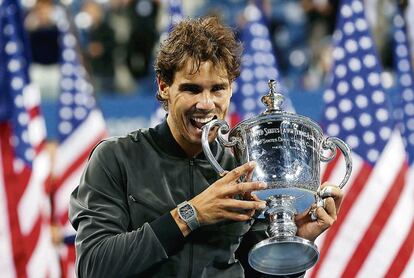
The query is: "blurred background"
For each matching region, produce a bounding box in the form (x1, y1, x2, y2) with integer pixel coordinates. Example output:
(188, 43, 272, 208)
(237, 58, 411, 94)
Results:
(22, 0, 414, 136)
(1, 0, 414, 277)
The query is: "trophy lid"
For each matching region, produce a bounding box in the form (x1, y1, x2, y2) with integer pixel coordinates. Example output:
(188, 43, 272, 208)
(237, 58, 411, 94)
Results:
(231, 80, 323, 135)
(261, 80, 285, 112)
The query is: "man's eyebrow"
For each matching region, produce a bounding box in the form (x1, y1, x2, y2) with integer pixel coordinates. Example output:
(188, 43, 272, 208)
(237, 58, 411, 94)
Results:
(212, 83, 229, 89)
(178, 83, 202, 91)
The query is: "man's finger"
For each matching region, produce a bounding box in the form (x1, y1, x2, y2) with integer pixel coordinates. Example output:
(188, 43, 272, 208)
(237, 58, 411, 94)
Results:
(222, 162, 257, 183)
(319, 183, 344, 212)
(221, 198, 267, 211)
(323, 197, 337, 221)
(221, 210, 254, 222)
(245, 165, 255, 182)
(314, 206, 335, 230)
(223, 181, 267, 196)
(243, 192, 261, 202)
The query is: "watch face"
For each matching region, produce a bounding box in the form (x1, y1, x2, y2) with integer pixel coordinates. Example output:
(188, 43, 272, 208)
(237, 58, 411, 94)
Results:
(179, 204, 195, 219)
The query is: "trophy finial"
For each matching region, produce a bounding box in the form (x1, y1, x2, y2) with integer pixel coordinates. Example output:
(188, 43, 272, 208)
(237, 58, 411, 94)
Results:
(261, 79, 285, 112)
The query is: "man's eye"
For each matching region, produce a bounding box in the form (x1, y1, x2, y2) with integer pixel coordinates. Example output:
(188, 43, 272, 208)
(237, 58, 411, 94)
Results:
(189, 88, 202, 93)
(212, 86, 226, 92)
(181, 85, 202, 93)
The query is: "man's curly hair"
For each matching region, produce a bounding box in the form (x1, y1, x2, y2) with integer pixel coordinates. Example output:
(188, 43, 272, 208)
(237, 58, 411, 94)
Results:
(154, 16, 243, 110)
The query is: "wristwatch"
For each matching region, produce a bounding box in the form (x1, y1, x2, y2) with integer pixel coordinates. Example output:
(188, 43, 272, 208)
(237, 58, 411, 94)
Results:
(177, 201, 200, 231)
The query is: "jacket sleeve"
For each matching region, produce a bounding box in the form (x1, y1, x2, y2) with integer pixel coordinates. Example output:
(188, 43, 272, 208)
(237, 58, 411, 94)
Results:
(69, 140, 184, 277)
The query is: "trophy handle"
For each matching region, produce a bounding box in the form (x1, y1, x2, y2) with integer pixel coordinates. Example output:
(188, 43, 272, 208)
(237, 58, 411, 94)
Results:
(201, 119, 241, 176)
(320, 136, 352, 189)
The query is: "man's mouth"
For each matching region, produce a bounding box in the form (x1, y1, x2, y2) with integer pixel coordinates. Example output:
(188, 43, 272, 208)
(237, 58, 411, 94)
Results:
(189, 115, 217, 129)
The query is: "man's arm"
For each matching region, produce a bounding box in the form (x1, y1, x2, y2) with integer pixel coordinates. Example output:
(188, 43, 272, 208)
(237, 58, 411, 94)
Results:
(69, 142, 270, 277)
(69, 141, 184, 277)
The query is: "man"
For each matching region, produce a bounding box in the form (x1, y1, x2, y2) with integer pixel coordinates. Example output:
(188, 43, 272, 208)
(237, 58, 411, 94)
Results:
(69, 17, 343, 277)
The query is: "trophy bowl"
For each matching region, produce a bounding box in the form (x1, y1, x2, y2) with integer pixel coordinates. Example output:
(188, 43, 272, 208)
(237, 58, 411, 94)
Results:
(201, 80, 352, 276)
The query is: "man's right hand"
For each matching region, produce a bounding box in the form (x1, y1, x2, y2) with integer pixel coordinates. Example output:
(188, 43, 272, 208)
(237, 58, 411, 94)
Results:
(190, 161, 267, 225)
(171, 161, 267, 236)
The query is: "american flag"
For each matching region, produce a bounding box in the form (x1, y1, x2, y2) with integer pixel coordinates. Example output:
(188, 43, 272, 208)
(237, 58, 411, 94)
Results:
(50, 7, 107, 278)
(151, 0, 183, 126)
(308, 0, 413, 277)
(0, 0, 60, 277)
(388, 6, 414, 276)
(168, 0, 183, 32)
(230, 1, 292, 127)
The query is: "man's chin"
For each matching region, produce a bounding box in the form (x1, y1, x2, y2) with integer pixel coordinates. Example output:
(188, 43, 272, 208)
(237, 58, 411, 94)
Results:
(190, 130, 216, 144)
(206, 129, 219, 144)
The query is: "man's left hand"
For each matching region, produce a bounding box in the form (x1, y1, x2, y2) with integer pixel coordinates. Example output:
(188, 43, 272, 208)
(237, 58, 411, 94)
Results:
(295, 182, 344, 242)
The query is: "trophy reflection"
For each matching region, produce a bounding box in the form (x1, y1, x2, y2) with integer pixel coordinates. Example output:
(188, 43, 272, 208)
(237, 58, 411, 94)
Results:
(202, 80, 352, 275)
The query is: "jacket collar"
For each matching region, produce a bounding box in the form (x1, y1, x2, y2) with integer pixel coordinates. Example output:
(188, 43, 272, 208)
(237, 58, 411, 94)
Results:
(149, 120, 218, 159)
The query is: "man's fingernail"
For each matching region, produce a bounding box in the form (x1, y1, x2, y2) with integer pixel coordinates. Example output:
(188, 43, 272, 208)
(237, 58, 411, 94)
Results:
(259, 182, 267, 188)
(259, 202, 267, 209)
(248, 161, 256, 167)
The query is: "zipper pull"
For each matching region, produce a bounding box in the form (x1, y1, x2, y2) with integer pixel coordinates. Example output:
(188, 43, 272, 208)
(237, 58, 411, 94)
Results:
(129, 194, 137, 203)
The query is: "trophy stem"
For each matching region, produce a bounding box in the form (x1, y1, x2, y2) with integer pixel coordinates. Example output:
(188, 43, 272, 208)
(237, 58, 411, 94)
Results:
(248, 194, 319, 275)
(266, 195, 297, 238)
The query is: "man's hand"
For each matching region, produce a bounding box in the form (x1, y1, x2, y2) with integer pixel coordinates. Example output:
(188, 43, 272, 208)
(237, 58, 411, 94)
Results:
(295, 182, 344, 242)
(172, 161, 267, 236)
(190, 161, 267, 225)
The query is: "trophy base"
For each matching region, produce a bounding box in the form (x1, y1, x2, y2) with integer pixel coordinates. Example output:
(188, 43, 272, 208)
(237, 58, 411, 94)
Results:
(248, 236, 319, 275)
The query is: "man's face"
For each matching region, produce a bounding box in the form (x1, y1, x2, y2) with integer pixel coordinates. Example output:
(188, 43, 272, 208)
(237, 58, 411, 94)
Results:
(158, 60, 232, 156)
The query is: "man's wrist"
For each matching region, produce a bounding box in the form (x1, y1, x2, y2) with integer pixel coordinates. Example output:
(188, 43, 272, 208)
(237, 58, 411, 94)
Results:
(177, 201, 200, 231)
(171, 208, 191, 237)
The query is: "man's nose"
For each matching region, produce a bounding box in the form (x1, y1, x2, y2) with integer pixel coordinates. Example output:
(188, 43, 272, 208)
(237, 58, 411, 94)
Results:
(195, 91, 215, 110)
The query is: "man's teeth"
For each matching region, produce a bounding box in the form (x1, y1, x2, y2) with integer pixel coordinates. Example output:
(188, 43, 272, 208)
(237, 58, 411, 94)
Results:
(192, 117, 214, 124)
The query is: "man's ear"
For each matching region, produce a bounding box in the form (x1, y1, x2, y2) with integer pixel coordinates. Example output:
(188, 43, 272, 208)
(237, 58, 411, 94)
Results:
(157, 76, 170, 100)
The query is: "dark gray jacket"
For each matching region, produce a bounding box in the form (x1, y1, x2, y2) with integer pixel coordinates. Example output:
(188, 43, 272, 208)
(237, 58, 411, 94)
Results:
(69, 121, 255, 277)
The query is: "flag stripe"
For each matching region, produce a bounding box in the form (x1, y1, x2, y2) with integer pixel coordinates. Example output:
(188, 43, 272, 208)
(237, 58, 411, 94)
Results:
(385, 219, 414, 277)
(341, 161, 408, 276)
(310, 161, 372, 277)
(312, 154, 365, 258)
(60, 245, 76, 278)
(0, 128, 17, 278)
(55, 166, 85, 225)
(54, 131, 104, 189)
(18, 150, 49, 234)
(55, 110, 106, 176)
(400, 229, 414, 278)
(23, 216, 42, 264)
(27, 222, 60, 278)
(0, 124, 28, 277)
(359, 165, 414, 276)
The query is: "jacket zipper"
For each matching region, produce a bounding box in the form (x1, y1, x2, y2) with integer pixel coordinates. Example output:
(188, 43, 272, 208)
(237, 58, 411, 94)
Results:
(128, 194, 164, 215)
(188, 159, 195, 278)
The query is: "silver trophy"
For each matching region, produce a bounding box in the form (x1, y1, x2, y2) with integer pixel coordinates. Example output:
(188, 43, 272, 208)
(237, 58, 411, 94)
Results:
(201, 80, 352, 276)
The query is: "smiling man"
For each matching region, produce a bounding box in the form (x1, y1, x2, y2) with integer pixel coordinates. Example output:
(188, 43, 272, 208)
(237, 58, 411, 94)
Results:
(69, 17, 343, 278)
(157, 60, 231, 158)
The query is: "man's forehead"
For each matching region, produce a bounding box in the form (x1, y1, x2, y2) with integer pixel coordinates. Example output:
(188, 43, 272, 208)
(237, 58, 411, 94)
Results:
(176, 60, 230, 81)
